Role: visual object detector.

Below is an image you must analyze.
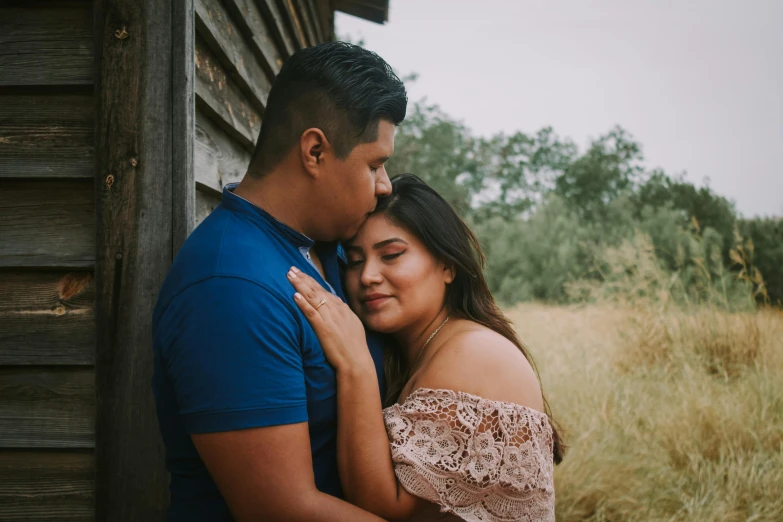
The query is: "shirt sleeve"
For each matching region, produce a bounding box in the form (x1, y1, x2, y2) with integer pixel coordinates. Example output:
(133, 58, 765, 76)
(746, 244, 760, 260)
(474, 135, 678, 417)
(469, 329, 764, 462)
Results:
(158, 276, 307, 434)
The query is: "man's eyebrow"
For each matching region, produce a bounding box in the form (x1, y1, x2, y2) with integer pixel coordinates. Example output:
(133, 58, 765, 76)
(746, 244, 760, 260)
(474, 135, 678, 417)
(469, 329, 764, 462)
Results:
(373, 238, 407, 249)
(374, 155, 390, 164)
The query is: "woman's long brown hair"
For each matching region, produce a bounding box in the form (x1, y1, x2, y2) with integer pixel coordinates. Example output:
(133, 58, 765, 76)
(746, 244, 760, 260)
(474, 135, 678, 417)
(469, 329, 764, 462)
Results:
(375, 174, 564, 464)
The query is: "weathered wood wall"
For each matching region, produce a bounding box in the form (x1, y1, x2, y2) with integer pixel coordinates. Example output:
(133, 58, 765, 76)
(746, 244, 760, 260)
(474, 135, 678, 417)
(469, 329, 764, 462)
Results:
(0, 0, 376, 518)
(0, 1, 96, 519)
(191, 0, 333, 226)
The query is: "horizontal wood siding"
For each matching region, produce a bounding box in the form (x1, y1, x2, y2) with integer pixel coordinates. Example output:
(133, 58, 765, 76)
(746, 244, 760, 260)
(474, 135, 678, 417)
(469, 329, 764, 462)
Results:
(0, 450, 94, 521)
(0, 367, 94, 449)
(0, 179, 94, 269)
(0, 4, 94, 86)
(196, 189, 224, 226)
(0, 271, 94, 365)
(195, 38, 261, 149)
(195, 0, 272, 112)
(0, 87, 94, 179)
(195, 110, 252, 193)
(0, 1, 95, 519)
(189, 0, 330, 227)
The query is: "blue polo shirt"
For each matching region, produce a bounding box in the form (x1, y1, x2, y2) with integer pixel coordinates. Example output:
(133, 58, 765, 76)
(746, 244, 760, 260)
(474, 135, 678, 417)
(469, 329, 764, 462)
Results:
(152, 184, 386, 521)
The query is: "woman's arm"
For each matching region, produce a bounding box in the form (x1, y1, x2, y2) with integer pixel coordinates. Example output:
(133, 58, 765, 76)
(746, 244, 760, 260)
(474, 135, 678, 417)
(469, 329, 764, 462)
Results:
(287, 268, 422, 520)
(334, 365, 421, 519)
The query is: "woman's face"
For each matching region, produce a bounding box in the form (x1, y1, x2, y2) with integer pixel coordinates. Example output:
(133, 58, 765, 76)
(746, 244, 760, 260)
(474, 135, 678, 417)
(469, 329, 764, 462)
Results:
(344, 214, 453, 334)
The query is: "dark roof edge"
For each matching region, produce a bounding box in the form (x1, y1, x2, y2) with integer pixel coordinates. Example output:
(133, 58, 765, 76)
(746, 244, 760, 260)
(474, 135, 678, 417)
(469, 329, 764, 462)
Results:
(333, 0, 389, 24)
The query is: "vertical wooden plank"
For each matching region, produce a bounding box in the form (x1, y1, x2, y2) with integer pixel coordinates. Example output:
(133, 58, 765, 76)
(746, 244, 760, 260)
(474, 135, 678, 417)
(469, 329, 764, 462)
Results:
(94, 0, 171, 519)
(173, 0, 196, 254)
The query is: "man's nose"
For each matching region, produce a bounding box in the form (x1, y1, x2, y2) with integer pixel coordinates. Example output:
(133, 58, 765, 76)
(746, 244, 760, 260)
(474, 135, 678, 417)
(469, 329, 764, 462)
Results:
(375, 168, 392, 197)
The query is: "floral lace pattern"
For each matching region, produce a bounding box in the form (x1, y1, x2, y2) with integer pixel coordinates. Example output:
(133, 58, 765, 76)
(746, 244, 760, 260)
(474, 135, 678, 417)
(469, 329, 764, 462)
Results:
(382, 388, 555, 522)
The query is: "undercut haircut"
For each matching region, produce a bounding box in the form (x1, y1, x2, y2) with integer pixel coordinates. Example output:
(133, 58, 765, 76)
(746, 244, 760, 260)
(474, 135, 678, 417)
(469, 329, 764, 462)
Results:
(248, 42, 408, 177)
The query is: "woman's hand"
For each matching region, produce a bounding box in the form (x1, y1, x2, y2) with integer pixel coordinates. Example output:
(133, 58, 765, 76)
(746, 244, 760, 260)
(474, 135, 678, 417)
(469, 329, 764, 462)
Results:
(287, 266, 375, 374)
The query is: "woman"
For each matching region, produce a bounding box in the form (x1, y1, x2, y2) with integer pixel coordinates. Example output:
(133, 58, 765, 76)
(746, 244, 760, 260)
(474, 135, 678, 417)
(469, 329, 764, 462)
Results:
(287, 174, 564, 521)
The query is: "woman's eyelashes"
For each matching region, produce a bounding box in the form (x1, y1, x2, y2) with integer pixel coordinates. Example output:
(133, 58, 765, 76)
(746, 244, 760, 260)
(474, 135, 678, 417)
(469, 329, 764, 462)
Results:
(381, 251, 405, 261)
(345, 250, 406, 269)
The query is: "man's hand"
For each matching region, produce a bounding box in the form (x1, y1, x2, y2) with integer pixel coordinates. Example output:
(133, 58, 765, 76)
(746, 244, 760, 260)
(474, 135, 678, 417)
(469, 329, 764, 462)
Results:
(192, 422, 386, 521)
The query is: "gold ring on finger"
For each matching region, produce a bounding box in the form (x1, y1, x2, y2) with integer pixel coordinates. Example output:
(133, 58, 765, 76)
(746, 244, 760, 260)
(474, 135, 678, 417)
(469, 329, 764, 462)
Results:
(315, 298, 327, 311)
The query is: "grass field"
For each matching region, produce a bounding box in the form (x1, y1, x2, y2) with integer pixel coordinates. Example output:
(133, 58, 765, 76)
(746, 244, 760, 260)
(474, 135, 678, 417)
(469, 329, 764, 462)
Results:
(507, 303, 783, 522)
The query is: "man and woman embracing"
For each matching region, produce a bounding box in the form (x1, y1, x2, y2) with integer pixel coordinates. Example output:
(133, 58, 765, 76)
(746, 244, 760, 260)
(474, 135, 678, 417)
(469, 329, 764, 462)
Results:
(152, 41, 563, 522)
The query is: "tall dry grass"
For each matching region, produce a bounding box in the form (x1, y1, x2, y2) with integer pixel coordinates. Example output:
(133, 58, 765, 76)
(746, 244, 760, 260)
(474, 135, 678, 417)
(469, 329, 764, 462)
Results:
(508, 303, 783, 521)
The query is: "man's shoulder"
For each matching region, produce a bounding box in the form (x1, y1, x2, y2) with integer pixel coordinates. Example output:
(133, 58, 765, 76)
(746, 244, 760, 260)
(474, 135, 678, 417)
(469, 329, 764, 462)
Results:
(154, 207, 294, 326)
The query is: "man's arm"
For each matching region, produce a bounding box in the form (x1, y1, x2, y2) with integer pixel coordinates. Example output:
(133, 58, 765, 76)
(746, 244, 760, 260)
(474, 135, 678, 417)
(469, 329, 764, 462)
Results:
(192, 422, 385, 522)
(162, 277, 383, 520)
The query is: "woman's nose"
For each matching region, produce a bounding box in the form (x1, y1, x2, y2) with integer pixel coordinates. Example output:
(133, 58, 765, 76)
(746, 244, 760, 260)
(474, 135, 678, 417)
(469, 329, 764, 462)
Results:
(360, 260, 383, 286)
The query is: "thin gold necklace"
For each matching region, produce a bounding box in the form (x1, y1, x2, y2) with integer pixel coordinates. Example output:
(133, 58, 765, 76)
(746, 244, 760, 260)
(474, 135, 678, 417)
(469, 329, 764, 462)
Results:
(408, 315, 450, 378)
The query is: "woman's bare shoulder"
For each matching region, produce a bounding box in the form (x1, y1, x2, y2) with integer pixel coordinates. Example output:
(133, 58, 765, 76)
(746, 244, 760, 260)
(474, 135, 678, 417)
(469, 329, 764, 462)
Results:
(414, 321, 545, 412)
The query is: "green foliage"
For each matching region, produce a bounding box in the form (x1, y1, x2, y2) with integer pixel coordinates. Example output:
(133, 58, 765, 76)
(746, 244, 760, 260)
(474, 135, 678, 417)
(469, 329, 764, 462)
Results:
(387, 100, 782, 307)
(385, 102, 481, 213)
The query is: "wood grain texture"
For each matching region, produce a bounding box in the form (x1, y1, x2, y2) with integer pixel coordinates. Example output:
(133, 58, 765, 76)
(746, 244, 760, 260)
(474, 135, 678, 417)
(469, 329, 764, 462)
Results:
(195, 109, 252, 194)
(223, 0, 284, 78)
(0, 179, 94, 268)
(0, 2, 94, 86)
(303, 0, 325, 43)
(0, 87, 94, 179)
(276, 0, 308, 49)
(0, 367, 94, 448)
(312, 0, 333, 40)
(195, 37, 261, 149)
(0, 450, 94, 521)
(293, 0, 318, 47)
(94, 0, 171, 517)
(195, 186, 223, 226)
(195, 0, 272, 112)
(256, 0, 296, 58)
(0, 271, 94, 365)
(173, 0, 196, 253)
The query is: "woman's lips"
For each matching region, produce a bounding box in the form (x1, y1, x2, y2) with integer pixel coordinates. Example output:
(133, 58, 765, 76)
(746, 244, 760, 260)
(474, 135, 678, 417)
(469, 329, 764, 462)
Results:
(362, 295, 391, 311)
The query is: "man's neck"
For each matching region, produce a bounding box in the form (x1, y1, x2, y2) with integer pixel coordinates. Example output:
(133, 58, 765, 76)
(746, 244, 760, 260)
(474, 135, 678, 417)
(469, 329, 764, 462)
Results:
(233, 168, 310, 237)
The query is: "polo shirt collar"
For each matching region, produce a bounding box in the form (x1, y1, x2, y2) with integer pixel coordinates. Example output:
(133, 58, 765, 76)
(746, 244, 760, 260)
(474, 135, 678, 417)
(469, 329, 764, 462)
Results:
(221, 182, 314, 249)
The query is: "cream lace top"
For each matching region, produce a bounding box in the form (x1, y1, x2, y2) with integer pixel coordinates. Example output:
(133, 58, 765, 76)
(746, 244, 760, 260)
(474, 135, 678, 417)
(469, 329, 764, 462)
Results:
(382, 388, 555, 522)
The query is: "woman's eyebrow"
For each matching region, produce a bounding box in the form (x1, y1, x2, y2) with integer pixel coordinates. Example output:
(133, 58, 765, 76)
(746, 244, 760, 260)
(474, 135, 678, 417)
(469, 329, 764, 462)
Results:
(373, 238, 407, 249)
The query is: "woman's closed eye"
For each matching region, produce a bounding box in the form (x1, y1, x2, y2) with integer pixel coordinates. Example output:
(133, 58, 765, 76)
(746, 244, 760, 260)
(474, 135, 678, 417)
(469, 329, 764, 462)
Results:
(346, 250, 405, 269)
(381, 251, 405, 261)
(346, 257, 364, 268)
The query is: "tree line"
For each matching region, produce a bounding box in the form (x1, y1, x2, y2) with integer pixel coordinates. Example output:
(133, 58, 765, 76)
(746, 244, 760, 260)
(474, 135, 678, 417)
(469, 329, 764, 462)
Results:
(385, 101, 782, 307)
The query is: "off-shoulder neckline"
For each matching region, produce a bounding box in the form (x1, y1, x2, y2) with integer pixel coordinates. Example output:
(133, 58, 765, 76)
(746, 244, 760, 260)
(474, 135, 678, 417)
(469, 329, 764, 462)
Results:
(387, 387, 549, 418)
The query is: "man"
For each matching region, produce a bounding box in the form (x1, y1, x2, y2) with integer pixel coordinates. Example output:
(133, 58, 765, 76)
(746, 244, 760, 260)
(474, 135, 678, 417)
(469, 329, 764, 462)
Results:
(152, 42, 407, 521)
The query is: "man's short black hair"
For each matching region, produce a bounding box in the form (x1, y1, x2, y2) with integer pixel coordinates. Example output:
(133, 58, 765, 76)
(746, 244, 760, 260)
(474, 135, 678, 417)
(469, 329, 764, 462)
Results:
(248, 42, 407, 177)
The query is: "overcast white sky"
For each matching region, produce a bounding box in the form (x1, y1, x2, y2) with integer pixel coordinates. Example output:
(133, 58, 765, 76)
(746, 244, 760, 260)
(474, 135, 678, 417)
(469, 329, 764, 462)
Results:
(336, 0, 783, 217)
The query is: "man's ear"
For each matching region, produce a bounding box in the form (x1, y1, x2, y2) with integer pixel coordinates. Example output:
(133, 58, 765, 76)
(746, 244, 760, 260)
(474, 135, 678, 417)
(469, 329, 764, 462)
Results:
(300, 127, 330, 178)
